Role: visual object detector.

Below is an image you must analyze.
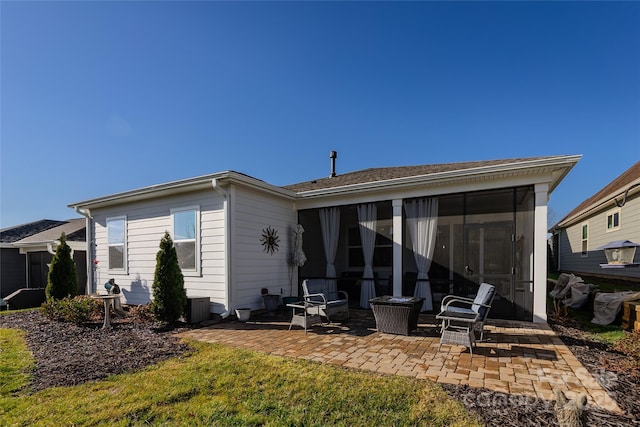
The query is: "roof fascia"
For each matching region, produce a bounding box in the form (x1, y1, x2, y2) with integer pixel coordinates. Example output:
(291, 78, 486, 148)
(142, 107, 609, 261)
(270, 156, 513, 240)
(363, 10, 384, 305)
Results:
(295, 155, 581, 200)
(226, 172, 297, 199)
(295, 172, 552, 210)
(68, 171, 296, 210)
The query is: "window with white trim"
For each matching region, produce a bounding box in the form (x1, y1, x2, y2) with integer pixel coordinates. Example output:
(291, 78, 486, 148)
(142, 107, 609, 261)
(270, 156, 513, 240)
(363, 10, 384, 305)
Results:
(606, 209, 621, 232)
(172, 206, 200, 273)
(581, 223, 588, 257)
(107, 216, 127, 271)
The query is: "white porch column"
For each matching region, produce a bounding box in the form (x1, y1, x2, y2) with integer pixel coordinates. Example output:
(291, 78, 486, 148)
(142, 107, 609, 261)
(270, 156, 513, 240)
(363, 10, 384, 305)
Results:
(533, 183, 549, 323)
(392, 199, 403, 296)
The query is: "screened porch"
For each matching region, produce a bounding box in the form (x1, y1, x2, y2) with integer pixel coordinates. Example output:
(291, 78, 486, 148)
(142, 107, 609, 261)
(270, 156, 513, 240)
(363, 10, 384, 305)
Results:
(297, 186, 536, 321)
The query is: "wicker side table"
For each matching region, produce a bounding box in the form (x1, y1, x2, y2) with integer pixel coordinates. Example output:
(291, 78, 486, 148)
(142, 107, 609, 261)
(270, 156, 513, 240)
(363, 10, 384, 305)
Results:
(287, 302, 321, 334)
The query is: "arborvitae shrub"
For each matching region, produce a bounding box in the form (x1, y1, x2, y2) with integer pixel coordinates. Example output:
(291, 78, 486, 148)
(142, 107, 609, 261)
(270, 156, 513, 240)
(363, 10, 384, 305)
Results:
(151, 231, 187, 323)
(46, 233, 78, 300)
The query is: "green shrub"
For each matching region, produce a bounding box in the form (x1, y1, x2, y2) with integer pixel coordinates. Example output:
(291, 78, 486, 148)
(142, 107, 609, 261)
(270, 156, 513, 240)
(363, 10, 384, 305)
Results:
(128, 303, 155, 322)
(46, 233, 78, 300)
(151, 232, 187, 323)
(41, 296, 101, 323)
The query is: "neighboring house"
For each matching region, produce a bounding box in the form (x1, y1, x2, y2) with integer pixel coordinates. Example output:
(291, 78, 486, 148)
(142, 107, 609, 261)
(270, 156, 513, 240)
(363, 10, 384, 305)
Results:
(69, 155, 580, 323)
(0, 218, 87, 298)
(550, 161, 640, 282)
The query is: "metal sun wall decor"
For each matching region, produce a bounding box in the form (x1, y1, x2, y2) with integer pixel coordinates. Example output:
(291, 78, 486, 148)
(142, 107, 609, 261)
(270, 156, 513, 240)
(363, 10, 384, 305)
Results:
(260, 226, 280, 255)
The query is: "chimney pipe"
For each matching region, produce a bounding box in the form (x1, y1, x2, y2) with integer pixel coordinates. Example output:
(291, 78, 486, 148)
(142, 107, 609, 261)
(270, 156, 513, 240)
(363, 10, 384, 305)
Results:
(329, 151, 337, 177)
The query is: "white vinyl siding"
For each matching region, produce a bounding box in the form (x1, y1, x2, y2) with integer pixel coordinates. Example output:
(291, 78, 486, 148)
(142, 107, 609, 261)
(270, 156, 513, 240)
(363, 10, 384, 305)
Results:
(92, 190, 226, 307)
(107, 216, 127, 272)
(232, 186, 296, 310)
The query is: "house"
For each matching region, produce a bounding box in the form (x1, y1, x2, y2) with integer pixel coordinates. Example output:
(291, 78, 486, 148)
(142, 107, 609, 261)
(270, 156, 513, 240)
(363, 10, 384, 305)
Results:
(0, 218, 87, 300)
(68, 155, 580, 323)
(550, 161, 640, 282)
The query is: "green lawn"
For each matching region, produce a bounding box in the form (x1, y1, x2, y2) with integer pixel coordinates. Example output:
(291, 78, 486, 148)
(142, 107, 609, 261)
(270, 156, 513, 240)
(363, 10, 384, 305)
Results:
(0, 327, 479, 427)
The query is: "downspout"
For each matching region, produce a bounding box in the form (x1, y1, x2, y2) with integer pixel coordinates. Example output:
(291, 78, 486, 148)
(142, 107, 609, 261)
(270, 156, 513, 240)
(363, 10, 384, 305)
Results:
(212, 178, 232, 318)
(74, 207, 94, 295)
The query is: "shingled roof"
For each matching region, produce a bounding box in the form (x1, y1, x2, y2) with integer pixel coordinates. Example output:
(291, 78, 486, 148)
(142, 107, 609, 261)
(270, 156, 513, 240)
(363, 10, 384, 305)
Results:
(0, 219, 66, 244)
(284, 156, 555, 192)
(14, 218, 86, 244)
(556, 160, 640, 226)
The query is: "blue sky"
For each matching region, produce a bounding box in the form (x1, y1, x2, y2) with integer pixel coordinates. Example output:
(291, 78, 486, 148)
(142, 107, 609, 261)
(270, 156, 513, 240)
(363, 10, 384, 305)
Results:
(1, 1, 639, 229)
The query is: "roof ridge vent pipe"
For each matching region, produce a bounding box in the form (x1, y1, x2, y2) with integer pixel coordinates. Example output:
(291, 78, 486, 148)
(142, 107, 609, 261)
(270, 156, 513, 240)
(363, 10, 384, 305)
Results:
(329, 150, 338, 178)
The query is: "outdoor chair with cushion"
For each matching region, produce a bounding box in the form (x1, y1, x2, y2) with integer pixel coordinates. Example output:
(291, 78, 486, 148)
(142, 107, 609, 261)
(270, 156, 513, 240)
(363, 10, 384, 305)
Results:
(439, 282, 496, 342)
(302, 279, 349, 323)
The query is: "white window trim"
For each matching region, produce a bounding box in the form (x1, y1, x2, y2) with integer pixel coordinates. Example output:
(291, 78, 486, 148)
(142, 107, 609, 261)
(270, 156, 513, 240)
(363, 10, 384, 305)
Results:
(171, 206, 201, 276)
(580, 222, 588, 258)
(605, 208, 621, 232)
(106, 215, 128, 273)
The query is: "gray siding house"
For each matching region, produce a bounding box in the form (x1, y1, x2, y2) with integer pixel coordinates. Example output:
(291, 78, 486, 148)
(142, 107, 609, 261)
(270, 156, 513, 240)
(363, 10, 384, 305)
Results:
(0, 219, 87, 299)
(69, 155, 580, 323)
(551, 161, 640, 282)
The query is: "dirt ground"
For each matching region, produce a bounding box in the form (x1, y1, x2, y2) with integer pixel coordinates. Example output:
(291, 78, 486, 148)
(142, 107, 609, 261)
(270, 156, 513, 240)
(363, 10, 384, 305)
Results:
(1, 310, 638, 426)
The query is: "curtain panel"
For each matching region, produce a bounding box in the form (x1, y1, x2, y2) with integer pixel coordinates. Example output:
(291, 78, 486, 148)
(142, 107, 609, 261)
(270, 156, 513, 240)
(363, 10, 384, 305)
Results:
(357, 203, 377, 309)
(319, 207, 340, 293)
(404, 198, 438, 311)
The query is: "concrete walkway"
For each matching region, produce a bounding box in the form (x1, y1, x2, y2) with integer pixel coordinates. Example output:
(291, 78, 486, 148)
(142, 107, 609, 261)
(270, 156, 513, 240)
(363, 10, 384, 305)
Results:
(179, 308, 621, 413)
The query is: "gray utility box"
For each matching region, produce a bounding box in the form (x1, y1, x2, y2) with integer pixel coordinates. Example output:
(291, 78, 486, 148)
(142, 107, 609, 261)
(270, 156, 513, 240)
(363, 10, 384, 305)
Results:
(187, 297, 210, 324)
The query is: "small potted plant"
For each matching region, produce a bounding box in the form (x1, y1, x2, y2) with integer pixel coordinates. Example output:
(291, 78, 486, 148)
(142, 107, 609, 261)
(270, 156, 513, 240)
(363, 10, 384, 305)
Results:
(261, 288, 280, 316)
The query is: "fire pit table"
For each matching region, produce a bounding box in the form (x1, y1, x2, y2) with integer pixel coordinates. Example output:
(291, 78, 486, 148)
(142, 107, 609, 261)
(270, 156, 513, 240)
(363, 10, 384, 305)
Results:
(369, 295, 425, 335)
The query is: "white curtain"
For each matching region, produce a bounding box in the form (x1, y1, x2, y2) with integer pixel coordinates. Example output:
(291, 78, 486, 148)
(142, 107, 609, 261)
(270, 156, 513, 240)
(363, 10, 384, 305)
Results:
(319, 207, 340, 293)
(357, 203, 377, 309)
(404, 198, 438, 311)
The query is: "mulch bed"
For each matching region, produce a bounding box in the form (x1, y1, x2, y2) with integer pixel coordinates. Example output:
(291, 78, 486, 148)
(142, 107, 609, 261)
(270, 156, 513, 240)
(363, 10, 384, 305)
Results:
(1, 310, 638, 426)
(0, 310, 193, 392)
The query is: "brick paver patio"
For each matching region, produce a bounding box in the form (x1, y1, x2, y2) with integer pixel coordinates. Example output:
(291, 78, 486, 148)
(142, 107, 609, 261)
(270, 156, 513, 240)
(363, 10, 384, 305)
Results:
(179, 308, 621, 413)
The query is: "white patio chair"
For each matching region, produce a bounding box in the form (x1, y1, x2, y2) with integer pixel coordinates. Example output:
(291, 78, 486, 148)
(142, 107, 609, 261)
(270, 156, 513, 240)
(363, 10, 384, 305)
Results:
(439, 282, 496, 341)
(302, 279, 349, 323)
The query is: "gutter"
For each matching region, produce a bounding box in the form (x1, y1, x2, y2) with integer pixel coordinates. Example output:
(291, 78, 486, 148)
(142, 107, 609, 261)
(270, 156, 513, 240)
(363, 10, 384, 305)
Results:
(553, 178, 640, 230)
(211, 178, 232, 318)
(74, 207, 94, 295)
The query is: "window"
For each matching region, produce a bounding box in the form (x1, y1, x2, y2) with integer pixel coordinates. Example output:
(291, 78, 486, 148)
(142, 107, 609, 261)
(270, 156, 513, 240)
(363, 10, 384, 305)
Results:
(172, 207, 200, 273)
(606, 209, 621, 232)
(581, 223, 588, 257)
(107, 216, 127, 271)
